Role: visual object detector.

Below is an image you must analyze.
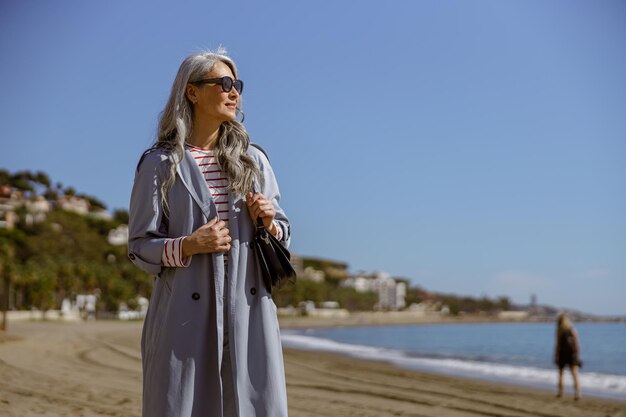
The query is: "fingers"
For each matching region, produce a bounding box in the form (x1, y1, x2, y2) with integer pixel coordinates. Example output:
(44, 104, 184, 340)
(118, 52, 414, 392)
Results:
(213, 220, 227, 232)
(199, 219, 227, 233)
(255, 202, 275, 219)
(246, 193, 275, 220)
(214, 238, 231, 253)
(246, 192, 262, 207)
(211, 220, 230, 242)
(202, 218, 224, 229)
(206, 225, 231, 253)
(192, 217, 231, 254)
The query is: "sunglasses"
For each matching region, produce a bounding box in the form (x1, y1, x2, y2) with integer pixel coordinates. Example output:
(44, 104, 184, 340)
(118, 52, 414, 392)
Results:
(190, 76, 244, 94)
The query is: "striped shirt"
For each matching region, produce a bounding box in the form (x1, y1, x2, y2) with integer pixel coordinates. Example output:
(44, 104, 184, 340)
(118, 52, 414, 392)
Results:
(161, 143, 283, 268)
(161, 144, 230, 267)
(161, 236, 189, 268)
(186, 144, 231, 225)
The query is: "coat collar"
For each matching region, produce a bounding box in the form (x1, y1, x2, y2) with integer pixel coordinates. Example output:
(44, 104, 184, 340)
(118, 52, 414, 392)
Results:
(175, 148, 215, 219)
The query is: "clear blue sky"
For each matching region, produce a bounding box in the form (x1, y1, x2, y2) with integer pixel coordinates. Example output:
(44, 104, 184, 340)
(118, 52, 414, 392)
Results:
(1, 1, 625, 315)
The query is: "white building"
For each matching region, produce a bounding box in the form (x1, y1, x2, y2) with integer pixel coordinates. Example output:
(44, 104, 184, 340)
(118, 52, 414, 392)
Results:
(90, 209, 113, 220)
(59, 196, 90, 215)
(342, 271, 406, 311)
(108, 224, 129, 246)
(25, 196, 51, 215)
(25, 196, 51, 225)
(0, 200, 16, 229)
(301, 266, 325, 282)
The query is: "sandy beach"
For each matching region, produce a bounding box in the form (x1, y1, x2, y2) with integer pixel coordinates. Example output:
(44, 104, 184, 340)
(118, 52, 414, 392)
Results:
(0, 320, 624, 417)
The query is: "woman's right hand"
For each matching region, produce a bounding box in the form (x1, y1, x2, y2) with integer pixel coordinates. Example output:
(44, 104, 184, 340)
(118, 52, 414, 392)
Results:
(182, 217, 231, 257)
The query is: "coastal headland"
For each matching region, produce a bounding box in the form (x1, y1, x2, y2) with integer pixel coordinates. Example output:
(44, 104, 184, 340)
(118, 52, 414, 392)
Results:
(278, 310, 623, 329)
(1, 320, 624, 417)
(280, 311, 524, 329)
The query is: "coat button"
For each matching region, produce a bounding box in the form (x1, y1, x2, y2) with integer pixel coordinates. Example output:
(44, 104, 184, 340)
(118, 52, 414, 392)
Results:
(128, 253, 136, 260)
(250, 287, 257, 295)
(192, 292, 200, 300)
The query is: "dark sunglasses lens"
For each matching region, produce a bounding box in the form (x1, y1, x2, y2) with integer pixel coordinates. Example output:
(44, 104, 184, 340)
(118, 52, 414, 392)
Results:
(233, 80, 243, 94)
(221, 77, 233, 92)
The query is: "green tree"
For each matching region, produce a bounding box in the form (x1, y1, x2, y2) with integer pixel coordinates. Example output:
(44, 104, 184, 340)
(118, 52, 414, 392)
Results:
(332, 287, 377, 311)
(78, 194, 107, 211)
(113, 209, 129, 224)
(0, 228, 26, 329)
(0, 169, 10, 186)
(11, 171, 34, 192)
(33, 171, 51, 188)
(21, 258, 58, 313)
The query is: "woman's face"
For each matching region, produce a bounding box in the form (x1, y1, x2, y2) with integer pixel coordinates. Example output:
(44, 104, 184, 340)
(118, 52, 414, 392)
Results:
(188, 61, 240, 124)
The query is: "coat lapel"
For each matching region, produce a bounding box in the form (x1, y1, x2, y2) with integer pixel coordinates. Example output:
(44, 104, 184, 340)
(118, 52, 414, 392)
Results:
(175, 149, 216, 220)
(176, 149, 225, 302)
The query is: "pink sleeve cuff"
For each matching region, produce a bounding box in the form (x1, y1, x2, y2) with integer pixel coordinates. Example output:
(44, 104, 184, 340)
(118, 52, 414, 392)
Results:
(273, 221, 283, 241)
(161, 237, 191, 267)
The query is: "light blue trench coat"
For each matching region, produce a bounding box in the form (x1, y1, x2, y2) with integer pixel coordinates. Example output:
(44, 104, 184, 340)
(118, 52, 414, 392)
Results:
(127, 145, 290, 417)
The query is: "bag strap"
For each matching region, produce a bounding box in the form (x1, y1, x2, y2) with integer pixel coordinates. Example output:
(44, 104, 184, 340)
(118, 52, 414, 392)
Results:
(250, 143, 272, 230)
(250, 142, 269, 197)
(250, 142, 270, 162)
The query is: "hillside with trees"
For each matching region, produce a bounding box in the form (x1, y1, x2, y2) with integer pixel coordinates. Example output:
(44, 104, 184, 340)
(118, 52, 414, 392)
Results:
(0, 169, 149, 321)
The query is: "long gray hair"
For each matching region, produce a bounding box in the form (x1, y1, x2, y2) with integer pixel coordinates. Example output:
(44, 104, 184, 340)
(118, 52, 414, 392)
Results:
(153, 48, 261, 213)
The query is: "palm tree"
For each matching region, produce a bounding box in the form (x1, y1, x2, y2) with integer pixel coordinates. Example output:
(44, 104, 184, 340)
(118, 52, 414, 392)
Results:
(0, 229, 21, 330)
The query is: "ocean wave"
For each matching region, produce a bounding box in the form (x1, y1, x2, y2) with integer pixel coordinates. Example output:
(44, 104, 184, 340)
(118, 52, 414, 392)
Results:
(281, 332, 626, 400)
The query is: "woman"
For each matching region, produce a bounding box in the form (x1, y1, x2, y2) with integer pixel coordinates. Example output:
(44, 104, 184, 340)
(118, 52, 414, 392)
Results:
(128, 48, 290, 417)
(554, 313, 581, 400)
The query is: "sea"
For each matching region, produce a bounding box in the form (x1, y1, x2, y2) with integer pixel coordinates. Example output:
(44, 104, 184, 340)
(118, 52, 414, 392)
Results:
(281, 322, 626, 401)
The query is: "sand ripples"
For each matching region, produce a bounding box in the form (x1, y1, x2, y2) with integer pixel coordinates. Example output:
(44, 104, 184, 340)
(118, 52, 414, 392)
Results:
(1, 321, 624, 417)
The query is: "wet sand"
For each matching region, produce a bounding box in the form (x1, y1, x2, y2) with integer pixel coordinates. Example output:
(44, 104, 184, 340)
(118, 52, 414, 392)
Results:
(0, 320, 624, 417)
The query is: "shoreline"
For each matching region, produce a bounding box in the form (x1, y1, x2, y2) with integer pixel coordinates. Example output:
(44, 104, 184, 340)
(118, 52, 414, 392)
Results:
(280, 325, 626, 403)
(1, 321, 624, 416)
(283, 348, 626, 416)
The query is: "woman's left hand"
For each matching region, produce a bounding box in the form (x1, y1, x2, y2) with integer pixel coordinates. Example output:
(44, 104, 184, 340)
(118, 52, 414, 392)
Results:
(246, 192, 278, 236)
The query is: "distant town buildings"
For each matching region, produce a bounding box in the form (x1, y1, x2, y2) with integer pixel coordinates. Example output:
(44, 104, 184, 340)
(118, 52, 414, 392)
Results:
(58, 195, 90, 215)
(291, 258, 409, 312)
(0, 185, 18, 229)
(0, 185, 117, 230)
(342, 271, 407, 311)
(497, 310, 530, 320)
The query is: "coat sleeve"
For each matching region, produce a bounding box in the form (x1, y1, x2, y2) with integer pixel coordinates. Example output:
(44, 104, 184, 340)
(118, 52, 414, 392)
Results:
(127, 150, 170, 275)
(252, 147, 292, 249)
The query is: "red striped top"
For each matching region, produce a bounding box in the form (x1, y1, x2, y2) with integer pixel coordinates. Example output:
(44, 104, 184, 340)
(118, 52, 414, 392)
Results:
(187, 144, 230, 264)
(161, 144, 231, 267)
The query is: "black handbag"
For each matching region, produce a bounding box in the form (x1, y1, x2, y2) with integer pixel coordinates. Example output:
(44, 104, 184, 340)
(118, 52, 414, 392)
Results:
(253, 217, 296, 294)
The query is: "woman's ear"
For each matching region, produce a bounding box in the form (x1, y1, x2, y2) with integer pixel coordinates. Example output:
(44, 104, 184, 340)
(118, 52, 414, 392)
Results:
(185, 84, 197, 104)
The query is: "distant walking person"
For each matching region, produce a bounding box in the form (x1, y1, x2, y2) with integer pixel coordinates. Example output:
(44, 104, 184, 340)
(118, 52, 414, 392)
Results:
(127, 48, 291, 417)
(554, 313, 581, 400)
